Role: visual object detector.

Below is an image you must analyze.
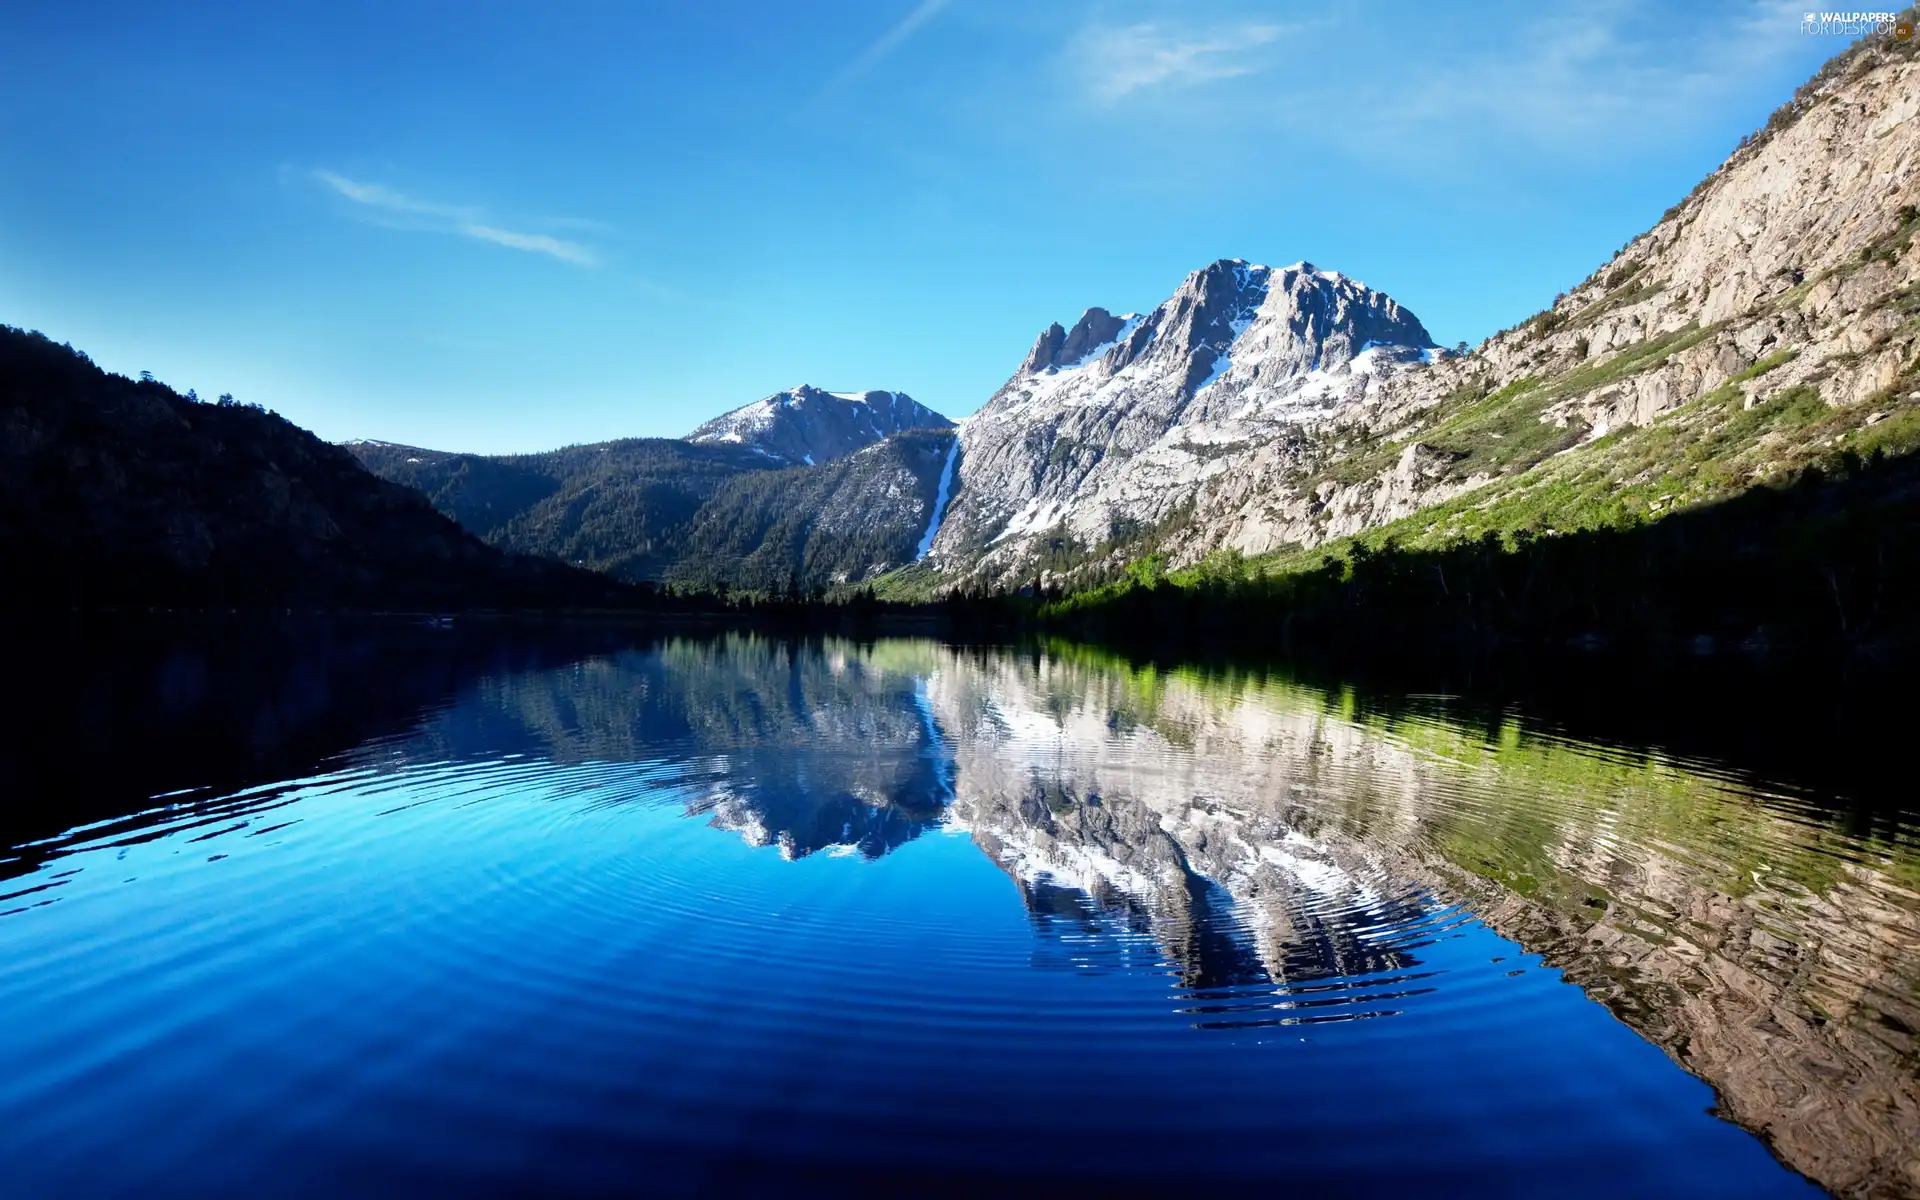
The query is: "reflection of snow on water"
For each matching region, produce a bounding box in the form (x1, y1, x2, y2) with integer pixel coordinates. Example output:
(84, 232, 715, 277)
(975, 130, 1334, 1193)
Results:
(2, 633, 1903, 1195)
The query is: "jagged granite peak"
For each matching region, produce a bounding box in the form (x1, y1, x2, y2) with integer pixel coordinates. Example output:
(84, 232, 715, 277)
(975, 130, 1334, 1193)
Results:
(1058, 307, 1130, 367)
(927, 257, 1440, 574)
(686, 384, 951, 466)
(1017, 323, 1066, 376)
(1020, 308, 1135, 375)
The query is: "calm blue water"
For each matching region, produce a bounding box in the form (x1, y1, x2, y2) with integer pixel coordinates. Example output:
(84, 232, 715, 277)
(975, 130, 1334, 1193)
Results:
(3, 629, 1912, 1195)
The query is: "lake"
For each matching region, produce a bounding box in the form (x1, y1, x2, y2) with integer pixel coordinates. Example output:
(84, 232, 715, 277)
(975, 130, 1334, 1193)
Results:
(2, 623, 1915, 1196)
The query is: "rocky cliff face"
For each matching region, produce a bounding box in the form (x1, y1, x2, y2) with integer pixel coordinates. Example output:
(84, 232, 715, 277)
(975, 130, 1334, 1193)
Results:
(687, 385, 951, 466)
(923, 21, 1920, 591)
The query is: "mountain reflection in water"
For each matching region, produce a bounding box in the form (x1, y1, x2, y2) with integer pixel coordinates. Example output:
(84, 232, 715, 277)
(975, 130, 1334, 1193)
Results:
(0, 628, 1912, 1197)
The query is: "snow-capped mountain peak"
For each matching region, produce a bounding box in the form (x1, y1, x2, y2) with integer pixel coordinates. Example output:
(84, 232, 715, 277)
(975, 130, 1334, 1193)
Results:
(687, 384, 952, 466)
(926, 255, 1439, 576)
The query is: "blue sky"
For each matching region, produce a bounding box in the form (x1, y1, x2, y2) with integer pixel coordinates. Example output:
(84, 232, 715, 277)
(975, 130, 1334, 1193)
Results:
(0, 1, 1843, 453)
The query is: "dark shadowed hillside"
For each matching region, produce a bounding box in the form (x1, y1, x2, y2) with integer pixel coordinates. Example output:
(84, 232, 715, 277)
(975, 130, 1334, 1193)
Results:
(350, 415, 958, 594)
(350, 436, 780, 580)
(1043, 442, 1920, 667)
(669, 428, 957, 595)
(0, 326, 633, 609)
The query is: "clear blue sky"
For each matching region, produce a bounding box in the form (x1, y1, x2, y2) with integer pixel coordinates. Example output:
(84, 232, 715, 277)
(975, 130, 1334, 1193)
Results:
(0, 1, 1841, 453)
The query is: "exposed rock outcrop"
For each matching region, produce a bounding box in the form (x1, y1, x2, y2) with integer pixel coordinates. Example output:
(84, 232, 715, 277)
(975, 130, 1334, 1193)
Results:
(929, 260, 1439, 582)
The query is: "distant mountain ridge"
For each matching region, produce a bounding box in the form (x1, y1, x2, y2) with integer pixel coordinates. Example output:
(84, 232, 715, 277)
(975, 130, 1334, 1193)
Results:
(350, 383, 956, 592)
(41, 14, 1909, 617)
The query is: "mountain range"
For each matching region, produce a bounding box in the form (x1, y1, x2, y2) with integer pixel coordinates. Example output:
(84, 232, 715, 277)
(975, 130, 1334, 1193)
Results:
(348, 386, 954, 594)
(4, 19, 1915, 615)
(910, 19, 1918, 594)
(347, 263, 1450, 594)
(339, 21, 1919, 605)
(924, 259, 1443, 583)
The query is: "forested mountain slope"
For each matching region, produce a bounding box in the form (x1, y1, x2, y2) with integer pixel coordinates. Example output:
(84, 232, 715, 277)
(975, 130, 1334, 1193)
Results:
(0, 326, 630, 609)
(668, 428, 957, 595)
(350, 436, 780, 581)
(351, 387, 956, 592)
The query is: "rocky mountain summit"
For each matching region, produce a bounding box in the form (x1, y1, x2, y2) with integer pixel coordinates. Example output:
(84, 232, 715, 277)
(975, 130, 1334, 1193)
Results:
(687, 385, 950, 466)
(924, 259, 1439, 582)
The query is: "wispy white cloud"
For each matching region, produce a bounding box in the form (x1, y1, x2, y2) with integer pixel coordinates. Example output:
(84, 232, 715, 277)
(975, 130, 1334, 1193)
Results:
(821, 0, 951, 97)
(313, 170, 477, 220)
(458, 223, 598, 266)
(312, 170, 599, 266)
(1071, 21, 1286, 103)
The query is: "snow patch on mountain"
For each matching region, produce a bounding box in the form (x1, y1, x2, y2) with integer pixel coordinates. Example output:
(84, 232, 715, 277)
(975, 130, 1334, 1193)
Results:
(991, 496, 1070, 544)
(915, 438, 961, 559)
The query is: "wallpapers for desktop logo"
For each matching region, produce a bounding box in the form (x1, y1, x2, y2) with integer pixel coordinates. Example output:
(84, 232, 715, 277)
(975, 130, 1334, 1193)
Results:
(1800, 10, 1903, 34)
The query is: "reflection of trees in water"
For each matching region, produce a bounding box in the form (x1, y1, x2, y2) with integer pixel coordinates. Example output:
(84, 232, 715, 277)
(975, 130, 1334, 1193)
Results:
(0, 617, 632, 883)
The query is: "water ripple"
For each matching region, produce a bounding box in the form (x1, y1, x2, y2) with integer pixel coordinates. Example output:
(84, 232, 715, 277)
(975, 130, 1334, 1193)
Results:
(0, 636, 1905, 1194)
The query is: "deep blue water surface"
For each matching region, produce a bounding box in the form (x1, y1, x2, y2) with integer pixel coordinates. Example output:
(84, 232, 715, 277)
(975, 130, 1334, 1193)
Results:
(3, 627, 1913, 1195)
